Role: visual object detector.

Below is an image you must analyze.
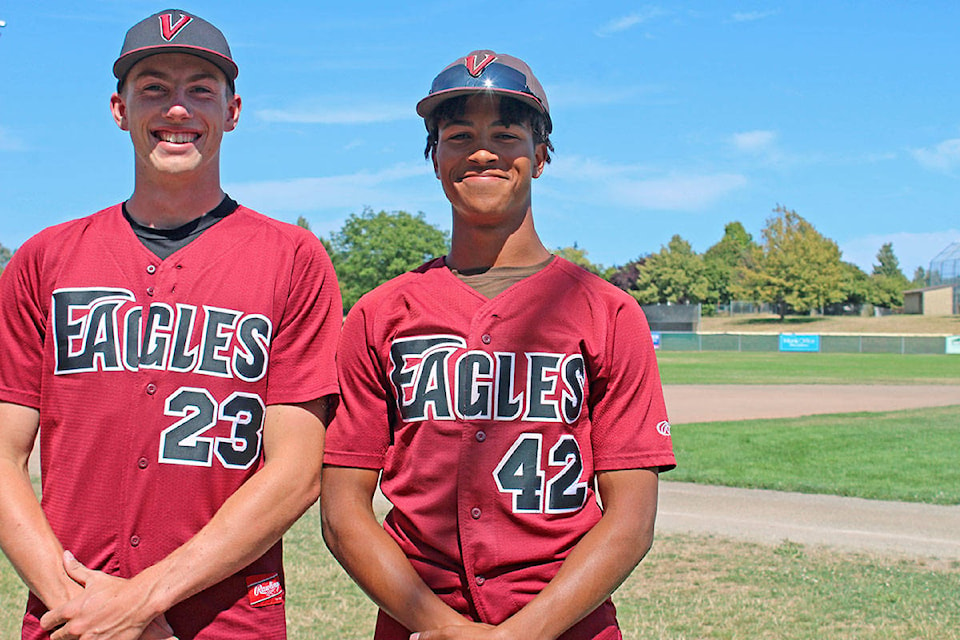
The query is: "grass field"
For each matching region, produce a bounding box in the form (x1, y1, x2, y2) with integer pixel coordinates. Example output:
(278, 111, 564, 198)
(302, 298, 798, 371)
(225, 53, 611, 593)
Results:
(657, 351, 960, 385)
(4, 511, 957, 640)
(670, 405, 960, 504)
(699, 313, 960, 335)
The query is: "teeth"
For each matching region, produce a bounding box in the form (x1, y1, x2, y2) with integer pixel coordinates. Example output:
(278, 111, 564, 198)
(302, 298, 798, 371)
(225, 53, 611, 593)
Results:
(157, 131, 199, 143)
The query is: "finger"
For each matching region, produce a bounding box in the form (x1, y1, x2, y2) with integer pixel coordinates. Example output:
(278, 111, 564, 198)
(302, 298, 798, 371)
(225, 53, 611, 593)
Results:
(62, 550, 92, 586)
(39, 609, 66, 633)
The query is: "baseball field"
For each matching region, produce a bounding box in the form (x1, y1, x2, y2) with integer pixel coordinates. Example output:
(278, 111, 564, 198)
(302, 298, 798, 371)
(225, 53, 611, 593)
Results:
(2, 348, 959, 638)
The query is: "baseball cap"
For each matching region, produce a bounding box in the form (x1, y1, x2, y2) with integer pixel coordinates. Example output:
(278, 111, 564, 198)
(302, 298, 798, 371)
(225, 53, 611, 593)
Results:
(114, 9, 238, 89)
(416, 50, 551, 133)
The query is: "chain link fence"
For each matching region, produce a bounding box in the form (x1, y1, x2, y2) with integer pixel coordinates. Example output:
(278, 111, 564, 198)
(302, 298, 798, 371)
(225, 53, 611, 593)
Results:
(657, 332, 952, 354)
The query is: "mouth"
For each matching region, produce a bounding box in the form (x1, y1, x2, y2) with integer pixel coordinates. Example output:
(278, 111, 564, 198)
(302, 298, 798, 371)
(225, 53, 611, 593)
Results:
(153, 130, 200, 144)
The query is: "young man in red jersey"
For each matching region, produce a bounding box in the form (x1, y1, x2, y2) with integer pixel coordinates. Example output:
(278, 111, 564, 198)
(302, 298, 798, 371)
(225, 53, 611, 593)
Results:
(322, 50, 675, 640)
(0, 10, 340, 639)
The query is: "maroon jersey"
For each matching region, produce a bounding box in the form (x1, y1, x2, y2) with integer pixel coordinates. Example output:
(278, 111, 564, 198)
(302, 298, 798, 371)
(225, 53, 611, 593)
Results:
(0, 204, 340, 639)
(325, 257, 675, 639)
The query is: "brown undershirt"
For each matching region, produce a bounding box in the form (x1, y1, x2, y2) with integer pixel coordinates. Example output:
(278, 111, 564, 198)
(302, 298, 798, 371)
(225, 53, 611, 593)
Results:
(449, 255, 555, 299)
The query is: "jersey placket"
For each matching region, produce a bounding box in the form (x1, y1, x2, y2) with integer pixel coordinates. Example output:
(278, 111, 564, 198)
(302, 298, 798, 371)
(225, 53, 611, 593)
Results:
(457, 306, 503, 619)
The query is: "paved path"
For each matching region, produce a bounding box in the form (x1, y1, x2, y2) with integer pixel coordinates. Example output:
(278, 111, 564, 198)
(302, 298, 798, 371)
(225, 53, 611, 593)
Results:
(656, 481, 960, 561)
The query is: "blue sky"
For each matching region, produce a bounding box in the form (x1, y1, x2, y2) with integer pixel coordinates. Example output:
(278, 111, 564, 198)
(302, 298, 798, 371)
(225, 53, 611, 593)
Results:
(2, 1, 959, 276)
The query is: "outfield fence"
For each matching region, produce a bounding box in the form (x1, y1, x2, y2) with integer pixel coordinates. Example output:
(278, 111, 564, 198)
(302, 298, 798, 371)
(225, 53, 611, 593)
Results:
(656, 332, 953, 355)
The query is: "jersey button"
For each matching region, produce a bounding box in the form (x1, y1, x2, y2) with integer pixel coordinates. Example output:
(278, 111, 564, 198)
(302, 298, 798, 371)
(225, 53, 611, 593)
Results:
(130, 535, 141, 547)
(146, 383, 157, 395)
(481, 334, 491, 344)
(475, 575, 485, 586)
(475, 431, 486, 442)
(471, 507, 482, 519)
(146, 286, 155, 296)
(137, 457, 149, 469)
(146, 264, 157, 274)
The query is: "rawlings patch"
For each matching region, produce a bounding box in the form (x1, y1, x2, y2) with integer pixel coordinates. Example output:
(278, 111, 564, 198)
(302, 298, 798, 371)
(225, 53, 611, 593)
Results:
(246, 573, 284, 607)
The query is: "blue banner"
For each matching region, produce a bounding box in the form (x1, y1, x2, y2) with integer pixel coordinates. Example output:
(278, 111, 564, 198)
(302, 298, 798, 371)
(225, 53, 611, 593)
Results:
(779, 334, 820, 352)
(651, 332, 661, 350)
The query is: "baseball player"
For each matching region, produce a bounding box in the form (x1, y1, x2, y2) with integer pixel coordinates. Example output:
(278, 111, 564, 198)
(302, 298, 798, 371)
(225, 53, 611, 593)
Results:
(321, 50, 676, 639)
(0, 9, 340, 639)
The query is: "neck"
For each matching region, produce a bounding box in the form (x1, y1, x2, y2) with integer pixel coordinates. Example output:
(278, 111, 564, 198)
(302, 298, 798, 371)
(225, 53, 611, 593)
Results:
(126, 171, 225, 229)
(446, 208, 550, 271)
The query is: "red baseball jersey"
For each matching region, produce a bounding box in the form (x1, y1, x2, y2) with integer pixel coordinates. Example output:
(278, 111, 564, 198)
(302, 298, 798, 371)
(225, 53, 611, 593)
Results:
(325, 257, 675, 639)
(0, 204, 341, 639)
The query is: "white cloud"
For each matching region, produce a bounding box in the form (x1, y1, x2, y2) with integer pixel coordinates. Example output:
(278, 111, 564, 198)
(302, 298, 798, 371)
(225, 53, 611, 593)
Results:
(910, 138, 960, 172)
(545, 156, 747, 211)
(839, 230, 960, 274)
(595, 8, 668, 37)
(730, 10, 778, 23)
(731, 130, 777, 153)
(225, 162, 436, 213)
(255, 101, 412, 124)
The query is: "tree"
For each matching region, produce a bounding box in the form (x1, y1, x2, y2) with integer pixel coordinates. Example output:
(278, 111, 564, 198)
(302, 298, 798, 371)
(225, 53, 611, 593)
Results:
(608, 259, 645, 292)
(742, 206, 844, 318)
(703, 221, 757, 306)
(835, 261, 873, 313)
(326, 208, 449, 310)
(911, 266, 928, 288)
(0, 242, 11, 276)
(868, 243, 910, 309)
(295, 215, 311, 231)
(553, 244, 613, 279)
(631, 235, 710, 305)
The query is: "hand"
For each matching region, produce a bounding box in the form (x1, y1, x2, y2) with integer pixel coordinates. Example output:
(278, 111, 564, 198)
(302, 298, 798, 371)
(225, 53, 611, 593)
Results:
(40, 551, 175, 640)
(410, 622, 499, 640)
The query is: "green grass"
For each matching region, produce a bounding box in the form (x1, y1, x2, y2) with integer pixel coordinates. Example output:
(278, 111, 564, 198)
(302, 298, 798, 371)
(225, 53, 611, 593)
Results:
(657, 352, 960, 385)
(618, 535, 960, 640)
(670, 405, 960, 504)
(9, 516, 955, 640)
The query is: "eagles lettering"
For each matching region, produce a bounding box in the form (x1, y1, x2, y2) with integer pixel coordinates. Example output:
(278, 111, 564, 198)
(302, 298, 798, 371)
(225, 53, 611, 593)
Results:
(52, 287, 272, 381)
(389, 334, 586, 424)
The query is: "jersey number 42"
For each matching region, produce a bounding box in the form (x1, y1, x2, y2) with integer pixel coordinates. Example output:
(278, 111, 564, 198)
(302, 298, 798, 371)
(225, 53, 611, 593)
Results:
(494, 433, 588, 514)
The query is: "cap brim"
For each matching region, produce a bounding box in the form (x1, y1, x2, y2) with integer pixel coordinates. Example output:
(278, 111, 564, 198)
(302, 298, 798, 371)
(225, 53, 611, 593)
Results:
(113, 45, 239, 83)
(416, 87, 549, 125)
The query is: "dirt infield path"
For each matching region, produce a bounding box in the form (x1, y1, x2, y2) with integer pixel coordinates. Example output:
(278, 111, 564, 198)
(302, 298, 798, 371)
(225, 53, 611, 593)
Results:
(662, 384, 960, 424)
(658, 384, 960, 561)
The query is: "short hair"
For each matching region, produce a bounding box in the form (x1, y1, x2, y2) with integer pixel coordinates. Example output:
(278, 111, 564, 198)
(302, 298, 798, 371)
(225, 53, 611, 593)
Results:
(423, 95, 554, 162)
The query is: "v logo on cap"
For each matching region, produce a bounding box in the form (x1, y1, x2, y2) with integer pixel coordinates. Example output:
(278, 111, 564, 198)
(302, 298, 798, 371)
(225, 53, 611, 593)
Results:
(465, 53, 496, 78)
(159, 12, 193, 42)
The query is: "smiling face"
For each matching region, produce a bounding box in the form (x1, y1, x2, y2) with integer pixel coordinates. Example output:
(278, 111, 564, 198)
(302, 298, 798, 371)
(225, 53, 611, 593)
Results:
(110, 52, 241, 181)
(432, 94, 547, 231)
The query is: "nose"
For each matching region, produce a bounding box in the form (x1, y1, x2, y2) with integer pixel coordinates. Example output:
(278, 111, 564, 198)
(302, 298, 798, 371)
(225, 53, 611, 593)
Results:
(467, 146, 498, 165)
(163, 89, 191, 121)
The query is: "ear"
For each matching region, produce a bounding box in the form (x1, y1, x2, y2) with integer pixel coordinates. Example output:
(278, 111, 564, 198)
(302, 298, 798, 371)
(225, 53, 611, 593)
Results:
(431, 148, 440, 179)
(110, 93, 128, 131)
(532, 142, 547, 179)
(224, 94, 242, 132)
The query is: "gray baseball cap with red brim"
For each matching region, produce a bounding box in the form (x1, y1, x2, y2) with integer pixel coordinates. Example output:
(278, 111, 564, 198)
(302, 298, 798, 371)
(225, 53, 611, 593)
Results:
(416, 50, 551, 133)
(113, 9, 237, 88)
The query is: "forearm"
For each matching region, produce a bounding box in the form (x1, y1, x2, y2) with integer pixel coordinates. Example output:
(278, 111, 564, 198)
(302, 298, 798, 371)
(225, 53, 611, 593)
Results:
(321, 467, 467, 632)
(0, 403, 80, 609)
(0, 458, 80, 608)
(130, 401, 326, 616)
(498, 469, 660, 640)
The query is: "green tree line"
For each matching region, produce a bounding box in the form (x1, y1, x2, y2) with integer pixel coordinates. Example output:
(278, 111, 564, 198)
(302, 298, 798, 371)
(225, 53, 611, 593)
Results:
(1, 208, 922, 314)
(305, 205, 924, 316)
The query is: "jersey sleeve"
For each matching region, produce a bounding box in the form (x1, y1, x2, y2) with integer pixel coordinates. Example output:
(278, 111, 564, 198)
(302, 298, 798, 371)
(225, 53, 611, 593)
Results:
(263, 233, 342, 406)
(0, 239, 47, 409)
(589, 300, 676, 472)
(323, 300, 392, 469)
